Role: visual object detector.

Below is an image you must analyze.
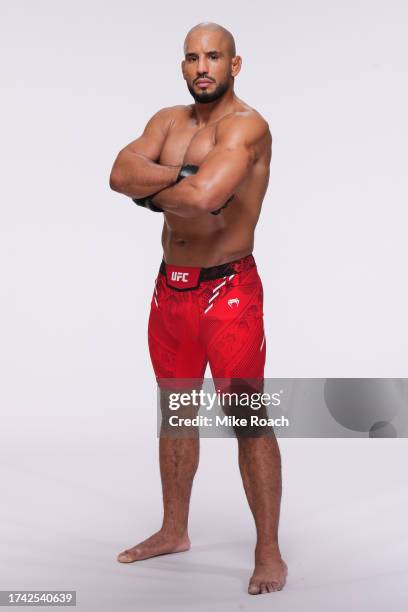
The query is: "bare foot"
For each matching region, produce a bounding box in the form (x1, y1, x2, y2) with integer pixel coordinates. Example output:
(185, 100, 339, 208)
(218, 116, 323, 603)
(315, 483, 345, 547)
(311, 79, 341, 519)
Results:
(248, 549, 288, 595)
(117, 529, 191, 563)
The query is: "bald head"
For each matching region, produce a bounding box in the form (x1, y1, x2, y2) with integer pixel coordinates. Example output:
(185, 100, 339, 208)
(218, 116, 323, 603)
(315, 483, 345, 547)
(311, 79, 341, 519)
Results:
(181, 22, 241, 104)
(183, 22, 236, 58)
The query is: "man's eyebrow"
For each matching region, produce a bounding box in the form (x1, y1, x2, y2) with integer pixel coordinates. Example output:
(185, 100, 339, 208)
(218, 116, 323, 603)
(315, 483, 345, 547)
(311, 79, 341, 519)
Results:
(185, 50, 222, 57)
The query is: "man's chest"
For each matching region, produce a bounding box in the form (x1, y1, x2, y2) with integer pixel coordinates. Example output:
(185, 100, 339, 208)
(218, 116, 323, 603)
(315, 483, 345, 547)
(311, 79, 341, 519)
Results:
(159, 123, 216, 167)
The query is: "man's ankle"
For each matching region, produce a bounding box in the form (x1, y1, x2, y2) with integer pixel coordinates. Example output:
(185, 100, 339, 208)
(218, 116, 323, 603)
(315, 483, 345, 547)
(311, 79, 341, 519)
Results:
(255, 540, 281, 558)
(160, 524, 189, 538)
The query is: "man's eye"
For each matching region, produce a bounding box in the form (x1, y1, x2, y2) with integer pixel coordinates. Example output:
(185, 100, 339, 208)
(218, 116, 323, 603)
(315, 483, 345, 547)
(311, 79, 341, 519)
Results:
(210, 55, 218, 60)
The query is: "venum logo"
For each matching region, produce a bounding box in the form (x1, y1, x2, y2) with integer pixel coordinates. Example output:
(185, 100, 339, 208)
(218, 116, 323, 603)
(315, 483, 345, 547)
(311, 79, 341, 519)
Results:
(171, 271, 189, 283)
(228, 298, 240, 308)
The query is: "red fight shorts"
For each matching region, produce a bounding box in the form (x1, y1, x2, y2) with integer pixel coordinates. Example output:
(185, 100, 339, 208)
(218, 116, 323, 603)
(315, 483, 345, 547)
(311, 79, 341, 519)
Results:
(148, 254, 266, 391)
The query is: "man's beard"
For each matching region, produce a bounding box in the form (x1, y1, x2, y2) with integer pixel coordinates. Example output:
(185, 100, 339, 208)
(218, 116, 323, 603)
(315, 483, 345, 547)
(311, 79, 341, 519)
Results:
(187, 79, 230, 104)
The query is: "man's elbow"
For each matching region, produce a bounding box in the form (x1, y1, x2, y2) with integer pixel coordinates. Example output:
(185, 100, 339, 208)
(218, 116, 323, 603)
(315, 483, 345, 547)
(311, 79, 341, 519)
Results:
(109, 168, 123, 192)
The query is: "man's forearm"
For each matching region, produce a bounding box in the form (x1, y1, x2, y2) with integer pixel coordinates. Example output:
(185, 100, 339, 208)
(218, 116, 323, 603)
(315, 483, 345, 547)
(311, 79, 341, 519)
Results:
(109, 151, 180, 198)
(151, 179, 211, 218)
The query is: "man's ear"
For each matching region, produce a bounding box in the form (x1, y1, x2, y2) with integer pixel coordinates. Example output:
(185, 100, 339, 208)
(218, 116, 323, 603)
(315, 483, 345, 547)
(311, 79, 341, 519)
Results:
(231, 55, 242, 78)
(181, 59, 186, 80)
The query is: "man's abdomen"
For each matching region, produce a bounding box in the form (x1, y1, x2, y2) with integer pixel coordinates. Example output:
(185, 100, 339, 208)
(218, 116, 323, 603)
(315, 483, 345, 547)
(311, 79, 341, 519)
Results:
(161, 221, 255, 267)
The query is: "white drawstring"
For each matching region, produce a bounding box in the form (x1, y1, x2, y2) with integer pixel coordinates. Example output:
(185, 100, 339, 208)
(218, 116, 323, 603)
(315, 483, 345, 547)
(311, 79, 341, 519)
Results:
(154, 279, 159, 308)
(204, 274, 236, 314)
(212, 277, 227, 293)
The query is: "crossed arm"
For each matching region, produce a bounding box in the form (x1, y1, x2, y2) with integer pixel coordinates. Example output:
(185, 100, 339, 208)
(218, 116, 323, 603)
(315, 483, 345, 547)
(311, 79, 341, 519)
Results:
(110, 109, 269, 218)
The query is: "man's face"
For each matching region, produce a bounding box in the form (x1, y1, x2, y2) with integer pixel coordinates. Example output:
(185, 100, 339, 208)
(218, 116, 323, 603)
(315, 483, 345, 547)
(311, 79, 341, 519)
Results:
(182, 31, 235, 104)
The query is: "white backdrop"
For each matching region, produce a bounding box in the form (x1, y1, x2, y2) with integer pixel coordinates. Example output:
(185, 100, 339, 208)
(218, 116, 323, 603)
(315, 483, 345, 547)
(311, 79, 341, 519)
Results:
(1, 1, 408, 610)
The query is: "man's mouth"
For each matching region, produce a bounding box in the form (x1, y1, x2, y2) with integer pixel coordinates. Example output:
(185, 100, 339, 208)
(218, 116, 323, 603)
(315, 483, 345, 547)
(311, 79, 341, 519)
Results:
(195, 79, 214, 88)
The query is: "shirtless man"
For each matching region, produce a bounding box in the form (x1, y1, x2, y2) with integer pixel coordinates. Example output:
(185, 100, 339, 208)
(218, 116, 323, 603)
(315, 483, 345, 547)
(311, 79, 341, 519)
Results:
(109, 22, 287, 595)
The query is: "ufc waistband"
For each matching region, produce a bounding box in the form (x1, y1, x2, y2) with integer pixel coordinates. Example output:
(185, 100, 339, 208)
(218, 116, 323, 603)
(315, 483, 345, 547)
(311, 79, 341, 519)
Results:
(159, 253, 256, 290)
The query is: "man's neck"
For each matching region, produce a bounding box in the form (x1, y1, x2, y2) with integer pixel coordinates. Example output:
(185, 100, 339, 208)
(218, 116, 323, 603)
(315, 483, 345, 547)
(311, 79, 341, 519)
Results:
(191, 89, 237, 127)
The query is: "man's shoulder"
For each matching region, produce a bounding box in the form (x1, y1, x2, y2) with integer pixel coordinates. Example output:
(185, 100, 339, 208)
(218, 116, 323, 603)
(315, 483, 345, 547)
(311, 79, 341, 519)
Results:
(147, 104, 191, 133)
(216, 108, 271, 145)
(153, 104, 191, 121)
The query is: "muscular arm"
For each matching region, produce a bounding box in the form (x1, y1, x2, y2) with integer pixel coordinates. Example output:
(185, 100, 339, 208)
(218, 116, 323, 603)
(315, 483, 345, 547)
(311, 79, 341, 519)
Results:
(151, 113, 269, 218)
(109, 107, 181, 198)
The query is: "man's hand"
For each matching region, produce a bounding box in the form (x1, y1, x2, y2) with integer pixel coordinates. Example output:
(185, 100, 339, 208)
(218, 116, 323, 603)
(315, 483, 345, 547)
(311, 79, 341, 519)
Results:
(151, 113, 269, 218)
(131, 195, 164, 212)
(210, 195, 234, 216)
(176, 164, 200, 183)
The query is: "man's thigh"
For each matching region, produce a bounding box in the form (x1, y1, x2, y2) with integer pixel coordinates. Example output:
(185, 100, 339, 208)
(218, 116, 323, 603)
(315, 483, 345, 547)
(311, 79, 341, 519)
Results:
(204, 271, 266, 382)
(148, 274, 208, 384)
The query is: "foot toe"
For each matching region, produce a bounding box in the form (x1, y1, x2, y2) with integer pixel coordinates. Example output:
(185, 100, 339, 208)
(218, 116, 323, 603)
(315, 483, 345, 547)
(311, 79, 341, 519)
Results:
(248, 582, 260, 595)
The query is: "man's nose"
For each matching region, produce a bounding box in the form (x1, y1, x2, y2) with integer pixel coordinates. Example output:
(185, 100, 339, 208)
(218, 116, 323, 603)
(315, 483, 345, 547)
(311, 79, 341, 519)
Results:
(196, 55, 209, 74)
